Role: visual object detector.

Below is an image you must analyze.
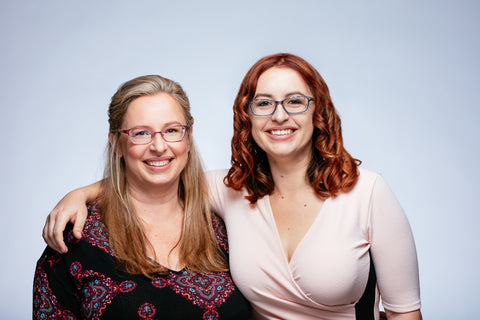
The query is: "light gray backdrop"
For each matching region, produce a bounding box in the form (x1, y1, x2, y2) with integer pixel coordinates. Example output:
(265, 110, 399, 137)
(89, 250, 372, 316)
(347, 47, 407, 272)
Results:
(2, 0, 479, 319)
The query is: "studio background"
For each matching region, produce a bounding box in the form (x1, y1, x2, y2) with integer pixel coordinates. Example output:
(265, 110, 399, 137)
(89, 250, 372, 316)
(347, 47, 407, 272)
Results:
(2, 1, 479, 319)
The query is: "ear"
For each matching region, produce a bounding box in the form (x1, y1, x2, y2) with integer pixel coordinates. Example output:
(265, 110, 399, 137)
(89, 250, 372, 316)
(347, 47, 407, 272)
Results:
(109, 132, 123, 157)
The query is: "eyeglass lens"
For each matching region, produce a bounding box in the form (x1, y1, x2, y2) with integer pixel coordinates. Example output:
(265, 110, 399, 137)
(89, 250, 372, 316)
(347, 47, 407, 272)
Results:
(129, 126, 185, 144)
(250, 95, 310, 115)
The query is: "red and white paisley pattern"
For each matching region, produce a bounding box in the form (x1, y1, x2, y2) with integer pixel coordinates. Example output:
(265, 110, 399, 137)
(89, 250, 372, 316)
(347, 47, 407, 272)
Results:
(70, 261, 137, 319)
(33, 204, 249, 319)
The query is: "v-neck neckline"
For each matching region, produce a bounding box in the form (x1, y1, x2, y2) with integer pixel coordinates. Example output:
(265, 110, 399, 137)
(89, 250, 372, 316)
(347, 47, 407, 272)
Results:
(262, 194, 328, 266)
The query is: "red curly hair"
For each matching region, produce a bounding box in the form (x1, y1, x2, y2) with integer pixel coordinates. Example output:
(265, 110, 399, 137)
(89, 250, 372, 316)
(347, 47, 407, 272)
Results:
(225, 53, 361, 203)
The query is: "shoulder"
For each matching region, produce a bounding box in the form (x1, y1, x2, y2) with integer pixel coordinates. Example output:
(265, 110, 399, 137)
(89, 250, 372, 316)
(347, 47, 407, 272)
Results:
(206, 169, 229, 185)
(65, 203, 114, 256)
(355, 168, 396, 197)
(207, 169, 246, 198)
(349, 168, 391, 196)
(332, 168, 393, 212)
(206, 169, 240, 217)
(340, 168, 382, 197)
(357, 167, 382, 184)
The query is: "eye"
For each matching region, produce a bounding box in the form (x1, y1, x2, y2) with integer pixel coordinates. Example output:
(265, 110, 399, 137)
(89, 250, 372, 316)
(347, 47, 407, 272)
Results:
(164, 126, 181, 134)
(285, 96, 306, 105)
(132, 129, 151, 137)
(253, 99, 274, 108)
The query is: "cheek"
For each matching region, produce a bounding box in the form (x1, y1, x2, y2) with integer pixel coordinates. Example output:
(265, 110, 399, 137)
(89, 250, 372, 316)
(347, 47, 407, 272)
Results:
(174, 141, 191, 159)
(249, 119, 264, 140)
(123, 144, 144, 164)
(305, 118, 315, 134)
(303, 111, 316, 135)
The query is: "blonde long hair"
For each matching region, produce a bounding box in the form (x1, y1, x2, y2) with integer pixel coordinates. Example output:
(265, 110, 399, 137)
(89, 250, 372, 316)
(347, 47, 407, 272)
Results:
(99, 75, 227, 277)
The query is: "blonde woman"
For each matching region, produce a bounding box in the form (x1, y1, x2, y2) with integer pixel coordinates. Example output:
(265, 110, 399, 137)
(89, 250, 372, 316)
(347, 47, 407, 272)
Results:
(33, 75, 250, 319)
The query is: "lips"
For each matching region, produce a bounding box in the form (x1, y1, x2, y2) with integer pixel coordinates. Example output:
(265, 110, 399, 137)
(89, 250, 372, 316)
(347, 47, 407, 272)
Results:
(269, 129, 294, 136)
(145, 159, 171, 167)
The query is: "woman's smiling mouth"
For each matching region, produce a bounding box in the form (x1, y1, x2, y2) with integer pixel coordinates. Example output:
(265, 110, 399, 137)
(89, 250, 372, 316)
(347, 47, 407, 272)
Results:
(269, 129, 294, 136)
(145, 159, 171, 167)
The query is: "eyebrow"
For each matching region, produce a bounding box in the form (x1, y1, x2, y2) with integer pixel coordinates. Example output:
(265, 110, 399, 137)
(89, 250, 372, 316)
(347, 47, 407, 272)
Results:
(129, 121, 184, 129)
(254, 91, 306, 99)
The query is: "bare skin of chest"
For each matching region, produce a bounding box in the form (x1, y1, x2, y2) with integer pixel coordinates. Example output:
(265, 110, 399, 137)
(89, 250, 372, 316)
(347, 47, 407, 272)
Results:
(270, 192, 324, 262)
(140, 205, 184, 271)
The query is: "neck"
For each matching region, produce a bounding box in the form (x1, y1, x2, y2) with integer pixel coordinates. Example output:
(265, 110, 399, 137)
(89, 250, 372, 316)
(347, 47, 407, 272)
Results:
(128, 182, 183, 222)
(267, 153, 313, 196)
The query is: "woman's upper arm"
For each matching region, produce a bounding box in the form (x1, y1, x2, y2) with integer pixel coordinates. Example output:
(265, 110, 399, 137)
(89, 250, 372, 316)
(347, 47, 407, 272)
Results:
(206, 170, 228, 219)
(369, 175, 421, 313)
(33, 247, 82, 318)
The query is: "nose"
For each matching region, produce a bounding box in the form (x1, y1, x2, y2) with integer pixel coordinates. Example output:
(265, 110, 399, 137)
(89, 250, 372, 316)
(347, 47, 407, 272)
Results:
(149, 132, 167, 152)
(271, 103, 289, 122)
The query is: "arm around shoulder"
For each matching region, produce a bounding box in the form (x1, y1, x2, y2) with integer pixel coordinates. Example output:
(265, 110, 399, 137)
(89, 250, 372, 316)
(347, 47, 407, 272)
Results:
(42, 180, 102, 253)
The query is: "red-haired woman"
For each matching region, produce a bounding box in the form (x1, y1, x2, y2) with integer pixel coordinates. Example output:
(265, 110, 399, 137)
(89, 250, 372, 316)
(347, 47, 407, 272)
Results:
(42, 54, 422, 320)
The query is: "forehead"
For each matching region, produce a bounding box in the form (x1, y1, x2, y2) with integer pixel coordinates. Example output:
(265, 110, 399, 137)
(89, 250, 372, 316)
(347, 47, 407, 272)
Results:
(122, 93, 186, 127)
(255, 67, 311, 97)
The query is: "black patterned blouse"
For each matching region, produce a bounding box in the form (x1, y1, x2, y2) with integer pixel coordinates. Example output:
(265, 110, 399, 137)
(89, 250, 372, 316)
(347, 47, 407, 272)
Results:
(33, 204, 251, 320)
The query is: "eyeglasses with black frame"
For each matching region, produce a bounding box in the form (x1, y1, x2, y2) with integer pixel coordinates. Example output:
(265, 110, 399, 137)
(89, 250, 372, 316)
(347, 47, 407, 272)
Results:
(119, 125, 190, 144)
(249, 94, 314, 116)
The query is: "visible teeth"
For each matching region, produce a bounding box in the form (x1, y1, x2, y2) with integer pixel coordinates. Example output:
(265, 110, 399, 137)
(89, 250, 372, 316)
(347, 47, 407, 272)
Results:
(146, 160, 170, 167)
(270, 129, 293, 135)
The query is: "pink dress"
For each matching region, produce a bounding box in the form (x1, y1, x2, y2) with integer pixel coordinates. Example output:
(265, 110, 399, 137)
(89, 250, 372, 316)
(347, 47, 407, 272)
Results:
(207, 168, 421, 320)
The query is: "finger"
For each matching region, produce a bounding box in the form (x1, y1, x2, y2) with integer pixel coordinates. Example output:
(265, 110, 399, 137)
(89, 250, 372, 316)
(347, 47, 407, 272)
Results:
(52, 212, 70, 253)
(43, 212, 61, 252)
(42, 214, 49, 242)
(72, 210, 87, 240)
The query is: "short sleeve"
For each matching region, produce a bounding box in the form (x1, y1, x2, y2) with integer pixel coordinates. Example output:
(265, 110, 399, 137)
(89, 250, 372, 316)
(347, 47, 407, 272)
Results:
(206, 170, 230, 220)
(369, 174, 421, 312)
